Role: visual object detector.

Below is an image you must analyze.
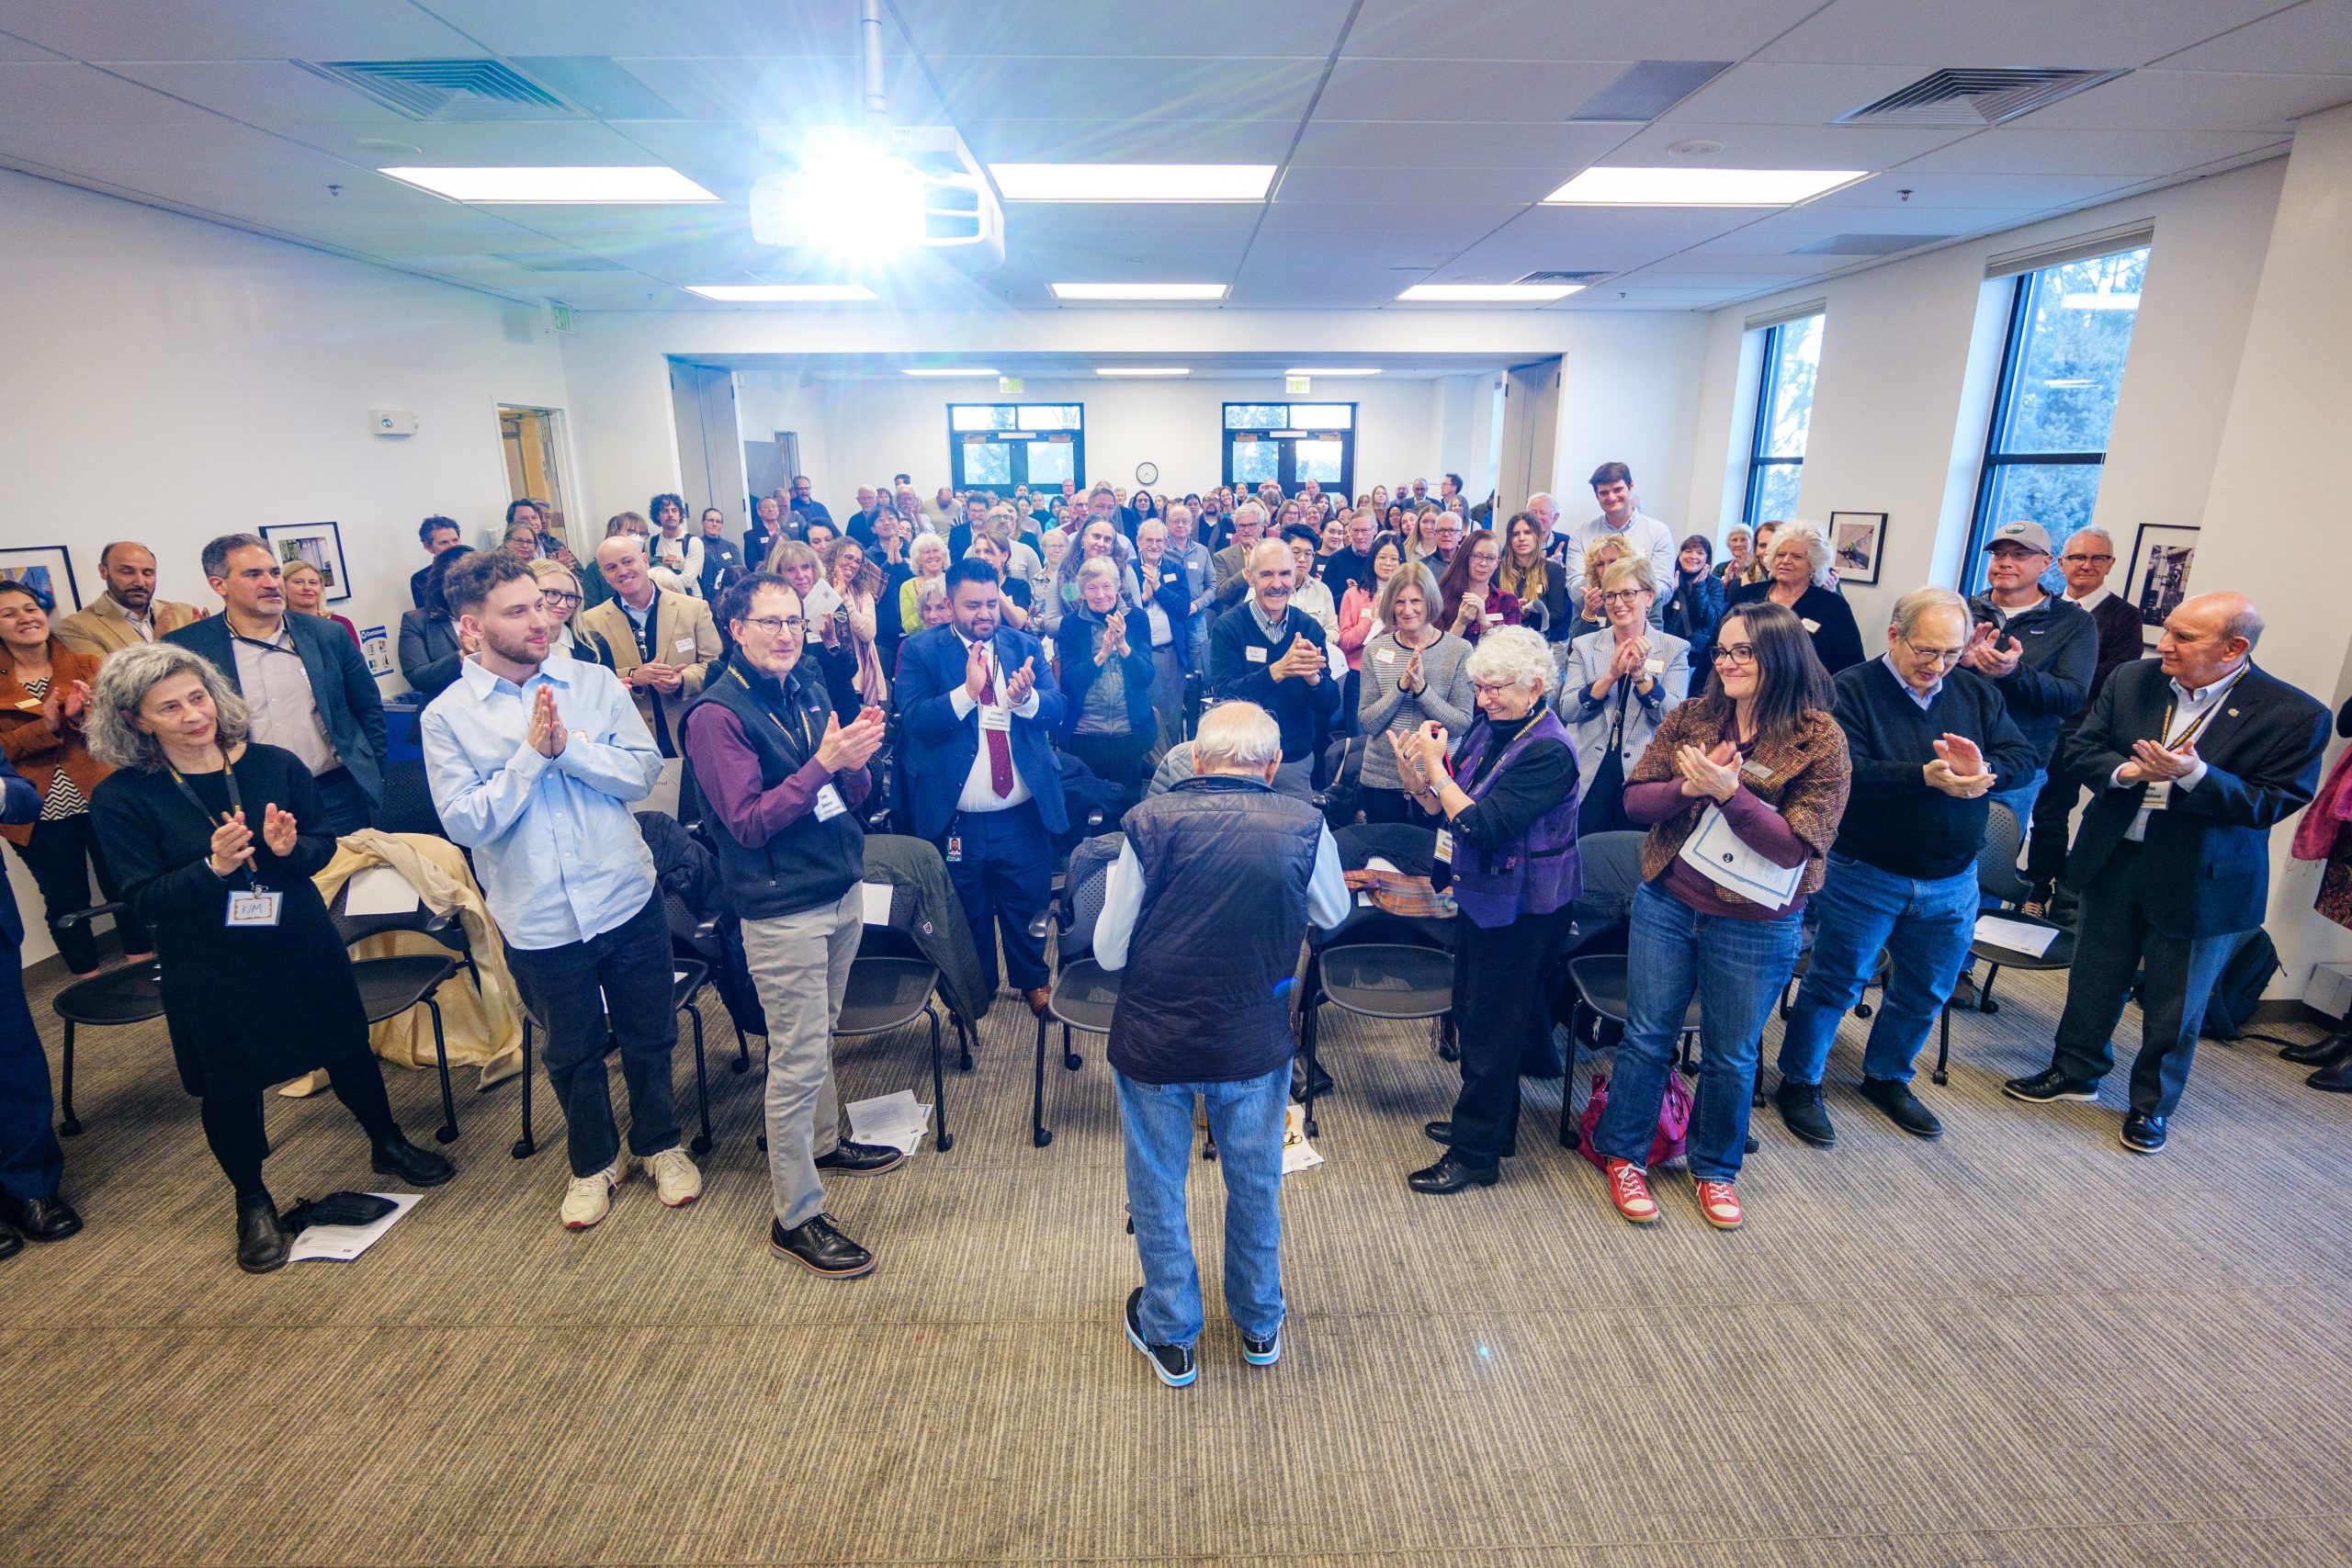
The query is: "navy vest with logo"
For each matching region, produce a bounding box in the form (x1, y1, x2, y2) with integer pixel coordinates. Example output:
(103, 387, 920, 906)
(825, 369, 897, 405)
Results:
(681, 654, 864, 921)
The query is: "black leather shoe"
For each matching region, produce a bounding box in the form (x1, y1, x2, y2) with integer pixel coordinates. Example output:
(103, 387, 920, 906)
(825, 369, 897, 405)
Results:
(371, 1134, 457, 1189)
(1859, 1077, 1942, 1139)
(2282, 1032, 2352, 1066)
(0, 1217, 21, 1263)
(2002, 1067, 2100, 1103)
(814, 1140, 906, 1177)
(1772, 1080, 1837, 1147)
(1125, 1288, 1196, 1387)
(2310, 1058, 2352, 1093)
(770, 1213, 876, 1277)
(235, 1194, 290, 1274)
(0, 1193, 83, 1243)
(2120, 1111, 2167, 1154)
(1407, 1153, 1500, 1194)
(1423, 1119, 1453, 1145)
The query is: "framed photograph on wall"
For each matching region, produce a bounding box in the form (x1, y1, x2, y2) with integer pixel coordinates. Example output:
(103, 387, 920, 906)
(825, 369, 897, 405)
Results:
(1826, 512, 1888, 586)
(2125, 523, 2199, 646)
(0, 546, 82, 613)
(260, 521, 351, 604)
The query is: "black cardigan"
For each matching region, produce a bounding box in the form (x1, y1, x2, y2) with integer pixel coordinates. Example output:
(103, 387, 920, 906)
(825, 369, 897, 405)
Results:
(1726, 580, 1866, 674)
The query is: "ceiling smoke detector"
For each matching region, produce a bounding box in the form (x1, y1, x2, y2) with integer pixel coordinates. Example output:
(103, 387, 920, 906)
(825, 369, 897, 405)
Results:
(1665, 140, 1724, 157)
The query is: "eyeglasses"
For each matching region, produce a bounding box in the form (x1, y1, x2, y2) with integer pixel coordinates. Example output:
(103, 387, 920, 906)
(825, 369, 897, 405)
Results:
(1898, 634, 1968, 666)
(1599, 589, 1646, 605)
(1469, 680, 1521, 697)
(2060, 553, 2113, 565)
(1711, 643, 1757, 666)
(538, 592, 582, 608)
(740, 615, 806, 637)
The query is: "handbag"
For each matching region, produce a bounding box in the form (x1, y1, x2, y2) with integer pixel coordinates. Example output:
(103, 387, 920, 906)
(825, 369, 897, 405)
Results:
(1676, 802, 1803, 910)
(1577, 1069, 1694, 1171)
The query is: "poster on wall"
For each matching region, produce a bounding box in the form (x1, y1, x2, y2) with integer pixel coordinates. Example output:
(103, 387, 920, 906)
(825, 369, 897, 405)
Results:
(1827, 512, 1888, 586)
(359, 625, 393, 679)
(2126, 524, 2199, 646)
(0, 547, 80, 613)
(260, 521, 351, 604)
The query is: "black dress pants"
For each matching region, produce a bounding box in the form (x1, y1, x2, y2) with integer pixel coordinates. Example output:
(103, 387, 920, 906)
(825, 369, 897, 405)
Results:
(198, 1055, 399, 1201)
(1446, 907, 1573, 1164)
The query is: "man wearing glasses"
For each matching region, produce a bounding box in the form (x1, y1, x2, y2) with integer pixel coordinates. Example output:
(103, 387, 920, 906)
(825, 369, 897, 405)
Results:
(2022, 525, 2150, 911)
(1772, 588, 2035, 1147)
(1960, 521, 2097, 869)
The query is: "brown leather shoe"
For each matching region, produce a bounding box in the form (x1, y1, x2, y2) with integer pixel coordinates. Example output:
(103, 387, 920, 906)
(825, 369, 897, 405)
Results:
(1024, 986, 1053, 1017)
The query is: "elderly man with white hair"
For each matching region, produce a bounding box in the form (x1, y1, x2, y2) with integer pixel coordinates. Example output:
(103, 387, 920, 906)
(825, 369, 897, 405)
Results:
(1094, 700, 1350, 1387)
(1208, 538, 1340, 798)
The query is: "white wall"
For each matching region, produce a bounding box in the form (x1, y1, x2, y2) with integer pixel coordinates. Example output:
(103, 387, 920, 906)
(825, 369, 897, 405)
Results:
(1555, 313, 1712, 538)
(0, 170, 571, 965)
(1679, 159, 2288, 630)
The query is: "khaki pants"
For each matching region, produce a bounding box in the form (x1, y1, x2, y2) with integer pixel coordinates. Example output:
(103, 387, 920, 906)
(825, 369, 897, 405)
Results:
(740, 886, 862, 1228)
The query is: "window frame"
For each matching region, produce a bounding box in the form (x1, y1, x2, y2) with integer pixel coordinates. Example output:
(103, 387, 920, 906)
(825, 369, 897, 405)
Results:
(1741, 314, 1819, 526)
(945, 402, 1085, 494)
(1220, 401, 1356, 498)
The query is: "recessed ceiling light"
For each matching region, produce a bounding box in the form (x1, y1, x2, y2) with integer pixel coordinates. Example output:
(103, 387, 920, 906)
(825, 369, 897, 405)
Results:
(379, 165, 719, 203)
(686, 284, 876, 302)
(1543, 166, 1869, 206)
(992, 164, 1275, 201)
(1051, 282, 1227, 301)
(1286, 367, 1384, 377)
(901, 366, 1001, 377)
(1096, 367, 1191, 377)
(1396, 283, 1580, 303)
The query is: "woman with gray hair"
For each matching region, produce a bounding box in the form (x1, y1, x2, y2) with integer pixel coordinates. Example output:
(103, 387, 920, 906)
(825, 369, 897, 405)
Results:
(87, 643, 454, 1274)
(1055, 556, 1159, 790)
(1356, 560, 1474, 824)
(1725, 521, 1864, 673)
(1389, 625, 1583, 1194)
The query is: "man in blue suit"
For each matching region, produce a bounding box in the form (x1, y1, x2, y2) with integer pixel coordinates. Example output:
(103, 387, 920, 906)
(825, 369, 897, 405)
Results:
(895, 558, 1069, 1014)
(1, 747, 81, 1259)
(166, 533, 387, 835)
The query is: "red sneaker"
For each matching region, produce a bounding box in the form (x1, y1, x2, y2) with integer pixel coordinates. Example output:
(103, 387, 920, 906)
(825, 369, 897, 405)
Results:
(1694, 1179, 1744, 1230)
(1604, 1159, 1657, 1224)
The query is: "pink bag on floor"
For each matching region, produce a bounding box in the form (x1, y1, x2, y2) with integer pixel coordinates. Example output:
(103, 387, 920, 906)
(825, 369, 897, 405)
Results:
(1577, 1069, 1695, 1170)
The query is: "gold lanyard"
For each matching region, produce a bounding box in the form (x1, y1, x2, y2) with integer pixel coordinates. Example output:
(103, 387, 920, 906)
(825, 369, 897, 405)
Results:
(728, 665, 814, 758)
(2157, 665, 2248, 751)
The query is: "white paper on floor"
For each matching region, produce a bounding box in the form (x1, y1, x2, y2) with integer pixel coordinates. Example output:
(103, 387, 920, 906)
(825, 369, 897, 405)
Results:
(1282, 1104, 1323, 1175)
(1974, 914, 2061, 957)
(846, 1089, 933, 1156)
(342, 865, 422, 917)
(288, 1191, 421, 1263)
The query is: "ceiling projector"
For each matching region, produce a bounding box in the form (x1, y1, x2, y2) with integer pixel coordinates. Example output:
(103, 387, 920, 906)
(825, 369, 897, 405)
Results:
(750, 125, 1003, 273)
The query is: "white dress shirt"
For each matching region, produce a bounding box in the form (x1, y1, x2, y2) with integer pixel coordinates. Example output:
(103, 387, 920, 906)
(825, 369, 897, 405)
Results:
(1562, 510, 1678, 597)
(2114, 670, 2238, 842)
(944, 630, 1042, 812)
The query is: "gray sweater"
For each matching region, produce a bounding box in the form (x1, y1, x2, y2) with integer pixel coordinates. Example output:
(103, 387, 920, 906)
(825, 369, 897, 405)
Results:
(1358, 629, 1475, 789)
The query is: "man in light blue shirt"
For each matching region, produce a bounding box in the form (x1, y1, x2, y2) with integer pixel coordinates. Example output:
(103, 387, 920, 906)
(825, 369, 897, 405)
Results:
(423, 551, 701, 1232)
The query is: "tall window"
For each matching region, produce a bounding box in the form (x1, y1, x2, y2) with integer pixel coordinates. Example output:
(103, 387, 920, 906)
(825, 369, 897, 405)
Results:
(1223, 402, 1355, 498)
(1964, 244, 2150, 590)
(947, 403, 1084, 494)
(1743, 312, 1823, 525)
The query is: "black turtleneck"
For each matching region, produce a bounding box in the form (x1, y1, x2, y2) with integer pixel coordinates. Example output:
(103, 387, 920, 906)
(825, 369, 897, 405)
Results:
(1448, 701, 1578, 852)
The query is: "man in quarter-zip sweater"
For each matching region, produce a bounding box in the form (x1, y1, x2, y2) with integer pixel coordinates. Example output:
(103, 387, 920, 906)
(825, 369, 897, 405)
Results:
(1963, 521, 2095, 840)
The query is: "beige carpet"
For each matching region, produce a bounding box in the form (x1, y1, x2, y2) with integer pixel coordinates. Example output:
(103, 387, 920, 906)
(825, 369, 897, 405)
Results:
(5, 948, 2352, 1567)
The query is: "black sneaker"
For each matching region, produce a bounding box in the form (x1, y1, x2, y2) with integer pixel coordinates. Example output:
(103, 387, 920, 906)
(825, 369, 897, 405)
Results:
(2120, 1111, 2167, 1155)
(769, 1213, 876, 1278)
(1125, 1287, 1196, 1387)
(814, 1140, 906, 1177)
(1859, 1077, 1942, 1139)
(1241, 1324, 1283, 1367)
(1772, 1079, 1837, 1147)
(2002, 1067, 2100, 1103)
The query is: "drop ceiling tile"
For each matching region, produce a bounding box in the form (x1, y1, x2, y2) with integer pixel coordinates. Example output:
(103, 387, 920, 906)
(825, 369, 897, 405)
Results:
(0, 28, 62, 60)
(1655, 62, 1951, 126)
(1009, 204, 1265, 240)
(1313, 58, 1631, 119)
(1438, 203, 1762, 274)
(2015, 67, 2352, 133)
(400, 0, 849, 59)
(1757, 0, 2288, 69)
(1255, 199, 1523, 251)
(610, 55, 941, 124)
(281, 119, 666, 173)
(1273, 164, 1558, 205)
(1598, 118, 1970, 167)
(100, 59, 442, 128)
(927, 55, 1325, 123)
(1897, 126, 2289, 176)
(1289, 118, 1627, 170)
(0, 0, 479, 62)
(1343, 0, 1824, 62)
(1804, 170, 2135, 208)
(959, 118, 1295, 164)
(0, 61, 229, 126)
(1606, 269, 1824, 290)
(2162, 2, 2352, 74)
(894, 0, 1353, 58)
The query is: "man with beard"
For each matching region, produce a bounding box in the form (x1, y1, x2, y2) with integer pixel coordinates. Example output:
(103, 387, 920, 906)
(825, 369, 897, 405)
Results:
(55, 541, 205, 656)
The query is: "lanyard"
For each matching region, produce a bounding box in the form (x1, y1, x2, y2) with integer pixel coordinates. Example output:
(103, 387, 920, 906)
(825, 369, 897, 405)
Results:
(164, 754, 260, 889)
(728, 664, 815, 759)
(2157, 665, 2249, 751)
(231, 630, 296, 659)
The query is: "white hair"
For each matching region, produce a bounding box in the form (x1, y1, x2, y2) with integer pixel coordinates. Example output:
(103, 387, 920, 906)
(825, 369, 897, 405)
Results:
(1770, 522, 1833, 586)
(1462, 624, 1555, 697)
(2068, 525, 2114, 551)
(1233, 501, 1268, 528)
(1193, 701, 1283, 771)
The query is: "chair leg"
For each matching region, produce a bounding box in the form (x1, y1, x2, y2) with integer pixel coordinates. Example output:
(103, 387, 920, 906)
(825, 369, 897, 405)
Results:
(1062, 1020, 1081, 1072)
(1558, 1001, 1584, 1148)
(58, 1021, 81, 1137)
(927, 1005, 953, 1154)
(1032, 1013, 1052, 1147)
(955, 1013, 974, 1072)
(1978, 964, 2003, 1014)
(684, 1002, 712, 1157)
(730, 1010, 751, 1073)
(511, 1017, 537, 1160)
(427, 999, 458, 1145)
(1932, 1005, 1951, 1086)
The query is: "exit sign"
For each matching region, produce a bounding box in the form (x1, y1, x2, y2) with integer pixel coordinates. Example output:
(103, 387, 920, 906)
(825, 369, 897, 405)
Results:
(999, 376, 1024, 393)
(1285, 374, 1310, 394)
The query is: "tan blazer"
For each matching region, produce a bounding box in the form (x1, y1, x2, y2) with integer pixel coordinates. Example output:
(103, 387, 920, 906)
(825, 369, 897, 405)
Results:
(52, 594, 205, 658)
(576, 588, 720, 751)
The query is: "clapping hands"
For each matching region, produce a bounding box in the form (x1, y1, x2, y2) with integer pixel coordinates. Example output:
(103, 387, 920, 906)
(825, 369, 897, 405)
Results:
(1924, 731, 1995, 797)
(1675, 739, 1741, 802)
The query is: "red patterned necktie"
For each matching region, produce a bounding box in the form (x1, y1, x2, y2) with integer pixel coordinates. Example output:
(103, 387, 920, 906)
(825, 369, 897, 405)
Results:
(977, 649, 1013, 797)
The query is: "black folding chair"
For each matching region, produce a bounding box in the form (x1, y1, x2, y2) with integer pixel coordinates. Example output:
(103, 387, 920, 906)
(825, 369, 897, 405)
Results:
(1296, 908, 1454, 1140)
(46, 904, 161, 1137)
(511, 959, 717, 1160)
(1026, 835, 1124, 1148)
(1556, 953, 1704, 1150)
(376, 761, 449, 840)
(1933, 803, 2075, 1085)
(328, 872, 482, 1145)
(835, 937, 956, 1155)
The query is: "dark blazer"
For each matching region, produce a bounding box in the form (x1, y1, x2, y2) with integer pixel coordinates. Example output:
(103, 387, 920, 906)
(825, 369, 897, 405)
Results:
(2062, 659, 2329, 939)
(397, 609, 464, 697)
(893, 622, 1069, 840)
(165, 611, 387, 804)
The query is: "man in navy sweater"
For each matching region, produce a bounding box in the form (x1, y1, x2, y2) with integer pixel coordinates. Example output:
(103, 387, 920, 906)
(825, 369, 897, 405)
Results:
(1774, 587, 2035, 1145)
(1208, 540, 1339, 798)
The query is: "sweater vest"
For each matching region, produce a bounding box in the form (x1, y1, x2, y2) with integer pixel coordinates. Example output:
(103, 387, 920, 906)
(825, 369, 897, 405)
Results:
(683, 658, 865, 921)
(1449, 707, 1584, 928)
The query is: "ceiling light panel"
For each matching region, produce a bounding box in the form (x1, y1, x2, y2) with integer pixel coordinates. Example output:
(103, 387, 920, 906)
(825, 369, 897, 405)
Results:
(993, 164, 1275, 201)
(1051, 282, 1228, 300)
(379, 164, 718, 202)
(686, 284, 876, 301)
(1096, 367, 1191, 377)
(1544, 166, 1870, 206)
(1396, 284, 1580, 303)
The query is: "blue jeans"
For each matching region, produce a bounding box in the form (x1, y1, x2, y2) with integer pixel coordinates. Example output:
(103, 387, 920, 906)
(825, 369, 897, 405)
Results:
(1778, 853, 1980, 1087)
(1116, 1064, 1288, 1348)
(1592, 881, 1803, 1183)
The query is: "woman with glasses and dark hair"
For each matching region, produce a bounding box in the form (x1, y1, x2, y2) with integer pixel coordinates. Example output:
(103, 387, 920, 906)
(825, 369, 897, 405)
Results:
(529, 559, 613, 669)
(1561, 557, 1690, 837)
(398, 545, 474, 698)
(1435, 528, 1520, 646)
(1585, 601, 1849, 1234)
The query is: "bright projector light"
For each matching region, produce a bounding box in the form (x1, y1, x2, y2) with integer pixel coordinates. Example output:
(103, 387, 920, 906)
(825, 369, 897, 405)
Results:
(753, 139, 925, 255)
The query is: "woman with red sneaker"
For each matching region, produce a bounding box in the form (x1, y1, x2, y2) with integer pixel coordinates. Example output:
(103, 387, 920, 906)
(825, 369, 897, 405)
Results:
(1587, 602, 1849, 1230)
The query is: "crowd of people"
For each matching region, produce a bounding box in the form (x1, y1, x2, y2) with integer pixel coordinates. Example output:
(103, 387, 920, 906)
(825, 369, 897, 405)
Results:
(0, 460, 2338, 1400)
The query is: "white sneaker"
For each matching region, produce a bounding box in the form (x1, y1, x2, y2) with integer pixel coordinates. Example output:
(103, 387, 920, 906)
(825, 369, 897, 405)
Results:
(560, 1160, 625, 1230)
(644, 1145, 703, 1208)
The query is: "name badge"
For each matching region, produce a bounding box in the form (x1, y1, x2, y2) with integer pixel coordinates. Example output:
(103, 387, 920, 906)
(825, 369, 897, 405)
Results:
(1644, 657, 1666, 675)
(979, 705, 1012, 731)
(1376, 648, 1396, 663)
(1433, 829, 1454, 864)
(2143, 779, 2173, 809)
(1740, 759, 1774, 782)
(1801, 617, 1822, 634)
(1162, 571, 1179, 584)
(1485, 613, 1502, 625)
(227, 889, 283, 928)
(673, 637, 696, 654)
(1245, 644, 1269, 663)
(812, 784, 847, 821)
(12, 697, 38, 710)
(944, 834, 962, 863)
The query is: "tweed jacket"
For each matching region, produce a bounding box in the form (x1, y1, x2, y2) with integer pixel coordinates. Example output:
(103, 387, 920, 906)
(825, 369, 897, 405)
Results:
(1629, 694, 1851, 908)
(0, 641, 112, 846)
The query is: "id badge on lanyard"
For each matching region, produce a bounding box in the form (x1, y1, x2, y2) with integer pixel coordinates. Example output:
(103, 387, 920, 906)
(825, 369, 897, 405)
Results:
(167, 757, 279, 928)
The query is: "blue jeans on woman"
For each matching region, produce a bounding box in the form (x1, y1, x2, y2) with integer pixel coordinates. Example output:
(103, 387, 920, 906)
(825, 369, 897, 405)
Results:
(1116, 1064, 1288, 1350)
(1592, 880, 1804, 1183)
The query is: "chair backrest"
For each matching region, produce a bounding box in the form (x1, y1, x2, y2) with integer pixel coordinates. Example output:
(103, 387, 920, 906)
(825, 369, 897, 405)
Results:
(1059, 832, 1124, 957)
(1573, 829, 1647, 931)
(1976, 803, 2030, 904)
(377, 761, 447, 839)
(327, 867, 460, 953)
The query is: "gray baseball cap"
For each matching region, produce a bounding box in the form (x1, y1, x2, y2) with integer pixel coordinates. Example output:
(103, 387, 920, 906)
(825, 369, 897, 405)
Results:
(1984, 520, 2052, 554)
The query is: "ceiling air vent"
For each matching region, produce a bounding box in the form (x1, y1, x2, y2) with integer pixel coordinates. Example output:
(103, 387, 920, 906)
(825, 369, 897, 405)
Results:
(1516, 270, 1611, 285)
(296, 59, 573, 120)
(1834, 67, 2127, 130)
(1789, 233, 1958, 255)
